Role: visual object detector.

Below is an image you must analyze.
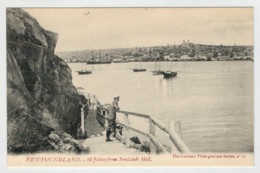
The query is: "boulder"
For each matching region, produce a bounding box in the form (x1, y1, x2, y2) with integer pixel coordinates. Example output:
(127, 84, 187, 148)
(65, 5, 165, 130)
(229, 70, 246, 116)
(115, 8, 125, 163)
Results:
(7, 8, 85, 153)
(48, 131, 88, 153)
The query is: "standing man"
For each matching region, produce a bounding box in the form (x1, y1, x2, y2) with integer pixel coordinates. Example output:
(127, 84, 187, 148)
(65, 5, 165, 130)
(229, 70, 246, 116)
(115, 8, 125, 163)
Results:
(105, 95, 120, 142)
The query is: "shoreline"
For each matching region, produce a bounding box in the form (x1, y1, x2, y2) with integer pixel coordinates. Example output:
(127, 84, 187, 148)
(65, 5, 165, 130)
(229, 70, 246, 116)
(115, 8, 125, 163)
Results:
(66, 59, 254, 64)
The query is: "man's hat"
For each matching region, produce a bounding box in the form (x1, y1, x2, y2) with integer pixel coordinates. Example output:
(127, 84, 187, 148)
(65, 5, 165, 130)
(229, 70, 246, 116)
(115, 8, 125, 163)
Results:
(114, 95, 120, 99)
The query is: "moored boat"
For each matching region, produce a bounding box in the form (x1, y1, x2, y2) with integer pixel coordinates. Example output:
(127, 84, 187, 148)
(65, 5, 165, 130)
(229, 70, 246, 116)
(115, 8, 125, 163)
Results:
(151, 61, 163, 75)
(77, 70, 92, 75)
(131, 61, 146, 72)
(86, 60, 112, 64)
(163, 71, 177, 78)
(132, 68, 146, 72)
(77, 63, 92, 75)
(151, 70, 164, 75)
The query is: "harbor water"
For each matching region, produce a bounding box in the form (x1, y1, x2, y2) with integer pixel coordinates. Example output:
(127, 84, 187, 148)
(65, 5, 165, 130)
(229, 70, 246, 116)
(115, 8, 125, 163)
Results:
(69, 61, 254, 153)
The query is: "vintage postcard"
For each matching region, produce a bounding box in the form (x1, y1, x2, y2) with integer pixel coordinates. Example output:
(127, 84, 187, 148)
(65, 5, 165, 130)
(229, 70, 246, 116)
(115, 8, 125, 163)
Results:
(5, 7, 254, 167)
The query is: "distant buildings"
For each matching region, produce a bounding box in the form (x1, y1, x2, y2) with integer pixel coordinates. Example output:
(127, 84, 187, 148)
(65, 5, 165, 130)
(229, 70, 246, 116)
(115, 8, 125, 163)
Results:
(57, 40, 254, 63)
(181, 40, 194, 48)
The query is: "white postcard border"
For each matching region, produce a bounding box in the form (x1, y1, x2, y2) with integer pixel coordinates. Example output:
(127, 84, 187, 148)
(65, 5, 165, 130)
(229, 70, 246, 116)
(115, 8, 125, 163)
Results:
(0, 0, 259, 172)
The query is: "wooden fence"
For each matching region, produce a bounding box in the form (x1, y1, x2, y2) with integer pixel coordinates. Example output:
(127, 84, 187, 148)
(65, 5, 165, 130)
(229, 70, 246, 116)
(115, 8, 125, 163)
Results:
(96, 105, 190, 154)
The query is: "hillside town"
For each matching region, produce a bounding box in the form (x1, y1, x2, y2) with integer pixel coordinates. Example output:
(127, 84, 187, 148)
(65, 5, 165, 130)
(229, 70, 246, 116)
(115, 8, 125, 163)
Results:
(57, 40, 254, 63)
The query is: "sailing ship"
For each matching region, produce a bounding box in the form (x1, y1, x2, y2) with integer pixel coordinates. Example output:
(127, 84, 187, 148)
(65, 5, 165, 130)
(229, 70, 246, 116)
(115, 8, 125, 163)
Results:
(86, 59, 112, 64)
(151, 61, 164, 75)
(163, 71, 177, 78)
(77, 63, 92, 75)
(162, 62, 177, 78)
(132, 68, 146, 72)
(77, 70, 92, 75)
(131, 61, 146, 72)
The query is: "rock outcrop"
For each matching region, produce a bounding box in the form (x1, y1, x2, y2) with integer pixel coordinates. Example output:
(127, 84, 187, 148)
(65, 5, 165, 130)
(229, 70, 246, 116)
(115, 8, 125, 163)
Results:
(7, 8, 86, 153)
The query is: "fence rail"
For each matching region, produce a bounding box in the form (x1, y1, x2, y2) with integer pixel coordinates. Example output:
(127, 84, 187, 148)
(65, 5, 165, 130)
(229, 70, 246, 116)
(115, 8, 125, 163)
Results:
(96, 105, 190, 154)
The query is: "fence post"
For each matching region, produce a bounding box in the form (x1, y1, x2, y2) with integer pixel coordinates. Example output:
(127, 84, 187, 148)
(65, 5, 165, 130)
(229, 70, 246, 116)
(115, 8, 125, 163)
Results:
(168, 120, 190, 153)
(104, 108, 108, 129)
(124, 113, 130, 147)
(149, 118, 156, 153)
(93, 96, 97, 110)
(174, 121, 182, 137)
(168, 121, 179, 152)
(81, 107, 85, 137)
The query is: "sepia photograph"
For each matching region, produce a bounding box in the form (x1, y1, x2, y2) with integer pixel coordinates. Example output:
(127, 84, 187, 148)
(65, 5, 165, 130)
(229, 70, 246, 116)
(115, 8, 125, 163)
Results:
(4, 6, 256, 167)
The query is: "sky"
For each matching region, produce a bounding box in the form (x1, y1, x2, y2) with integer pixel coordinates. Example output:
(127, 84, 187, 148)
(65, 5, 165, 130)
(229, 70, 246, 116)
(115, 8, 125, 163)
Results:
(23, 8, 253, 52)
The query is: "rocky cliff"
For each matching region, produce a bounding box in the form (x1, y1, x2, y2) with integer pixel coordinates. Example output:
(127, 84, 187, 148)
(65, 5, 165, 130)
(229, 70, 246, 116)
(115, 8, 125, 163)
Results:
(7, 8, 86, 153)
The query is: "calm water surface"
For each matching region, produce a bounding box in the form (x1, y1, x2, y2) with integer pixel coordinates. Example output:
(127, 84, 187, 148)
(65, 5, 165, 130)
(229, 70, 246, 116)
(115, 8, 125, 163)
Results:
(69, 61, 254, 153)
